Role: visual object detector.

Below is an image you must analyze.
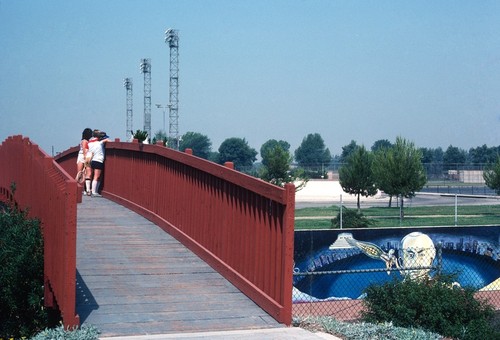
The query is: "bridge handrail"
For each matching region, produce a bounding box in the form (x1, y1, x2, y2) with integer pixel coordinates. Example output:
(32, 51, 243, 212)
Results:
(56, 139, 294, 325)
(0, 135, 80, 328)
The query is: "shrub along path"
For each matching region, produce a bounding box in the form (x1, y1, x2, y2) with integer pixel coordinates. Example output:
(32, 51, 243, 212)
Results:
(76, 197, 281, 337)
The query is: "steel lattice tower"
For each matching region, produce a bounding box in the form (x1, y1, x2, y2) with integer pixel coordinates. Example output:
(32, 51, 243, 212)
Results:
(123, 78, 133, 141)
(165, 29, 179, 149)
(140, 58, 152, 142)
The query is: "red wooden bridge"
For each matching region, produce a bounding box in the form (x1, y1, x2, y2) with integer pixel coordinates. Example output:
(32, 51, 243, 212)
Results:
(0, 136, 295, 337)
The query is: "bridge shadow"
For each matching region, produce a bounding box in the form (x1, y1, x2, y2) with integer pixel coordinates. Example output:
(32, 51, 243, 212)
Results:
(75, 269, 99, 323)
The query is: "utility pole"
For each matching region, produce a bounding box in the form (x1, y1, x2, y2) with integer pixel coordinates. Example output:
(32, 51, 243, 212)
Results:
(165, 29, 179, 149)
(155, 103, 171, 135)
(140, 58, 152, 142)
(123, 78, 133, 141)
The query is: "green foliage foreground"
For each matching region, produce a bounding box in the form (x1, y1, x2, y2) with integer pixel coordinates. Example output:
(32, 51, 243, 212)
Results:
(331, 207, 374, 228)
(0, 204, 100, 339)
(0, 205, 47, 338)
(31, 324, 99, 340)
(294, 316, 442, 340)
(362, 276, 499, 340)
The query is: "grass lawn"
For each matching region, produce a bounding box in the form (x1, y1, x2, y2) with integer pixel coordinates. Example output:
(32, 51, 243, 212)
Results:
(294, 204, 500, 229)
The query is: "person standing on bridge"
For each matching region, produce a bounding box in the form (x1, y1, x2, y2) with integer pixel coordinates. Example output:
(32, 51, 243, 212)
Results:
(88, 130, 110, 197)
(77, 128, 93, 195)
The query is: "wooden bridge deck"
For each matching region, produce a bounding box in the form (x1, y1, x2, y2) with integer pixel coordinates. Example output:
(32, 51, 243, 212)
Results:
(76, 196, 282, 337)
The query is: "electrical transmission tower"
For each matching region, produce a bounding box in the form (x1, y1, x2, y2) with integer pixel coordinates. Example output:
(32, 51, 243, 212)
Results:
(123, 78, 133, 141)
(165, 29, 179, 149)
(140, 58, 152, 142)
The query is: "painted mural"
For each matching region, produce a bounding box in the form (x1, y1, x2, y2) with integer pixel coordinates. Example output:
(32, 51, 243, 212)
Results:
(293, 226, 500, 302)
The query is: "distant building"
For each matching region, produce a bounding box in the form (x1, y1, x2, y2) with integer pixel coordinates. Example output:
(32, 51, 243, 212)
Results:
(447, 170, 484, 183)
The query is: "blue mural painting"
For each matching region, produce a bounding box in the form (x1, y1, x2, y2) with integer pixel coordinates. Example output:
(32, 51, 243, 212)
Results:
(293, 226, 500, 301)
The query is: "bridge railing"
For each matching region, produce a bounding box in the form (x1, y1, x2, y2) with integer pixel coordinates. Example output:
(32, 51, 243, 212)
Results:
(0, 135, 80, 328)
(56, 140, 295, 324)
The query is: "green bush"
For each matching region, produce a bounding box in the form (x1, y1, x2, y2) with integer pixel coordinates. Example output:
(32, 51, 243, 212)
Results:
(331, 207, 373, 228)
(362, 276, 499, 340)
(295, 316, 442, 340)
(31, 324, 100, 340)
(303, 169, 327, 179)
(0, 205, 48, 338)
(132, 129, 148, 143)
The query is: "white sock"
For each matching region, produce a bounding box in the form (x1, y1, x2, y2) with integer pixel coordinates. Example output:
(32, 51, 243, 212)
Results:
(92, 180, 98, 194)
(85, 179, 91, 192)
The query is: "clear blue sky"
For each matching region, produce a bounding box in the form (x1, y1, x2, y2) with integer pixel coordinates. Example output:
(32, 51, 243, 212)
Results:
(1, 0, 499, 157)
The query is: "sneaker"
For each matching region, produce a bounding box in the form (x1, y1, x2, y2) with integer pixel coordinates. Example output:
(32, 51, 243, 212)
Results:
(92, 193, 102, 198)
(86, 191, 92, 196)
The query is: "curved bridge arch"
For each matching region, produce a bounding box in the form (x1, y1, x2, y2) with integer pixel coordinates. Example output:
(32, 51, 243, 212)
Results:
(1, 136, 295, 327)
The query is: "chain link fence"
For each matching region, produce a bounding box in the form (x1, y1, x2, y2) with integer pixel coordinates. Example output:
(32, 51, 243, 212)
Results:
(293, 228, 500, 321)
(299, 162, 494, 186)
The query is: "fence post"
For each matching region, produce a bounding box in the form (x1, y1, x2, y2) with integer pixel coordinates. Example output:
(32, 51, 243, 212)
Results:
(436, 243, 443, 276)
(282, 183, 295, 325)
(340, 194, 343, 229)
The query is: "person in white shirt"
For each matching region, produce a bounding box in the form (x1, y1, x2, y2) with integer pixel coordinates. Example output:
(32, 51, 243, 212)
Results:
(88, 130, 110, 197)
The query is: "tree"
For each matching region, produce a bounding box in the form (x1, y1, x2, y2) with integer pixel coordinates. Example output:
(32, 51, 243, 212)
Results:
(207, 151, 220, 163)
(179, 132, 212, 159)
(340, 140, 359, 163)
(433, 147, 444, 163)
(371, 139, 392, 153)
(294, 133, 331, 171)
(373, 137, 426, 218)
(260, 139, 290, 167)
(419, 147, 444, 180)
(259, 140, 308, 190)
(418, 146, 444, 164)
(469, 144, 499, 164)
(419, 147, 433, 164)
(372, 147, 398, 207)
(260, 143, 292, 185)
(218, 137, 257, 171)
(484, 156, 500, 195)
(153, 130, 167, 146)
(339, 145, 377, 212)
(443, 145, 467, 170)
